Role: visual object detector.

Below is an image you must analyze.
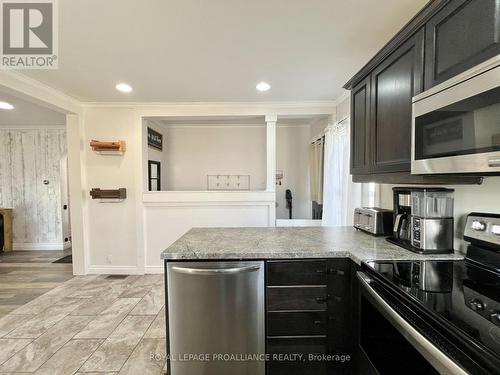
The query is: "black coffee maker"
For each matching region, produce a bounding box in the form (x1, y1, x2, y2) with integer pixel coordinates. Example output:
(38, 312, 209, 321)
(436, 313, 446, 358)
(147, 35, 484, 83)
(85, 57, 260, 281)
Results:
(388, 187, 455, 254)
(391, 187, 412, 246)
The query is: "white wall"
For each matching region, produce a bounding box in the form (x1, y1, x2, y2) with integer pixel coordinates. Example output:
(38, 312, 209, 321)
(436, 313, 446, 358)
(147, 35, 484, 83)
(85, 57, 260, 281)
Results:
(78, 102, 335, 274)
(83, 107, 141, 273)
(310, 117, 329, 140)
(0, 128, 67, 250)
(143, 192, 274, 271)
(155, 124, 267, 191)
(379, 177, 500, 254)
(276, 124, 311, 219)
(145, 120, 168, 191)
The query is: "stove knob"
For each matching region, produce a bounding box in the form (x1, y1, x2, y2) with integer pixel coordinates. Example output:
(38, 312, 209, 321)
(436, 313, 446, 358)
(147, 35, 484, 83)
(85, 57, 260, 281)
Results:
(491, 224, 500, 236)
(469, 299, 485, 311)
(490, 312, 500, 324)
(471, 220, 487, 231)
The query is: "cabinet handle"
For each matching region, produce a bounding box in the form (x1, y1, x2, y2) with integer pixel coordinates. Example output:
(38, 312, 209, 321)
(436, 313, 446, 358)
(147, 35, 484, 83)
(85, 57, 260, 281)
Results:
(314, 320, 322, 326)
(329, 269, 345, 276)
(316, 297, 328, 304)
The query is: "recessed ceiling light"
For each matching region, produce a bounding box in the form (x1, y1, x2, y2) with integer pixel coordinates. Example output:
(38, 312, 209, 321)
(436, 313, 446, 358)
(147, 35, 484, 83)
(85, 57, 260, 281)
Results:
(0, 101, 14, 110)
(256, 82, 271, 92)
(115, 83, 133, 93)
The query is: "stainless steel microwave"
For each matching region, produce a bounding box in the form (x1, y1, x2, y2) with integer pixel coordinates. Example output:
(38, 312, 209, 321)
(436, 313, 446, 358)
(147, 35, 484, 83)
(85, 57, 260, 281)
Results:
(412, 55, 500, 175)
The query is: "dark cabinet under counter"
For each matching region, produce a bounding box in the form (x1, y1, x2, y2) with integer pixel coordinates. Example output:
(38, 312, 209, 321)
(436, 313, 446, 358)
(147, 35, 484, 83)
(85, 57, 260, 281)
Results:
(265, 259, 353, 374)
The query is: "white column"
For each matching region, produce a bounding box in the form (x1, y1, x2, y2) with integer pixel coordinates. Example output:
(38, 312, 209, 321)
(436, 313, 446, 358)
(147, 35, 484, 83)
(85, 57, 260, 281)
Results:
(66, 114, 87, 275)
(265, 114, 277, 192)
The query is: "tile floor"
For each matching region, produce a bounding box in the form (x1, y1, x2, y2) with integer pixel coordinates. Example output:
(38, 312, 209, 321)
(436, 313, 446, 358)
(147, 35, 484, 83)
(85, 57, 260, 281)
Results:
(0, 250, 74, 317)
(0, 273, 167, 374)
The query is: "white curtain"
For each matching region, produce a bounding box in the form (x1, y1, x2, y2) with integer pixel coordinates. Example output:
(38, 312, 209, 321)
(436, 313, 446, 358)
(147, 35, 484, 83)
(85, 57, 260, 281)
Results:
(322, 118, 362, 226)
(309, 138, 324, 204)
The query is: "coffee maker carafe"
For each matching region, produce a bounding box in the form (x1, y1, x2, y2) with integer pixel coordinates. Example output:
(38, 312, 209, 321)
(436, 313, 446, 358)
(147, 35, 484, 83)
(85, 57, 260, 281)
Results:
(392, 188, 412, 243)
(388, 187, 454, 254)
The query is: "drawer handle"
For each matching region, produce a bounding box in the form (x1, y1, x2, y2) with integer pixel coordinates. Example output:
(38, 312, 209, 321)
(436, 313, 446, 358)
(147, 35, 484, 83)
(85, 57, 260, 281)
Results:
(329, 269, 345, 276)
(314, 320, 322, 326)
(316, 297, 328, 304)
(316, 269, 327, 274)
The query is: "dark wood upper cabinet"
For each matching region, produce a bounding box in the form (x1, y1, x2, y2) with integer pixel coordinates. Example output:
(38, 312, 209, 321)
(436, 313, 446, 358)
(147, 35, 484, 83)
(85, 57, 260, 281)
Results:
(370, 30, 424, 173)
(345, 0, 488, 184)
(425, 0, 500, 89)
(350, 76, 371, 174)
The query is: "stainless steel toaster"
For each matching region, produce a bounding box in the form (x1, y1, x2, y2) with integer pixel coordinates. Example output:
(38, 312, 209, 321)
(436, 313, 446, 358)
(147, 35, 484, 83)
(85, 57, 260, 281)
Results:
(354, 207, 393, 236)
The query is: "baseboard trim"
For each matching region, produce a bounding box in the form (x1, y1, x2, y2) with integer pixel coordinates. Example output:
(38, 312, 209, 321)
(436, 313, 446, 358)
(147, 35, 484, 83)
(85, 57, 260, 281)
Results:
(13, 242, 66, 251)
(145, 266, 163, 274)
(87, 265, 140, 275)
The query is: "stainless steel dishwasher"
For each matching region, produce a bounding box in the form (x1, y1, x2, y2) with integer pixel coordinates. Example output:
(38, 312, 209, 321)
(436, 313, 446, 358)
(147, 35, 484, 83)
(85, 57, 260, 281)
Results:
(167, 261, 265, 375)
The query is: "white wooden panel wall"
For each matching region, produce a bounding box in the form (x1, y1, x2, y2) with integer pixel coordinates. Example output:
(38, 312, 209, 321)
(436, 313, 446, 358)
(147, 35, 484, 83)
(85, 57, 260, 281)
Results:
(0, 128, 66, 249)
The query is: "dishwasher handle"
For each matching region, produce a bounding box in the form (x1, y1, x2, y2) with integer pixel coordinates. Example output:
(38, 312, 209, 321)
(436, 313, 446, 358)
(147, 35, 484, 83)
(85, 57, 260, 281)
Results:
(170, 264, 261, 275)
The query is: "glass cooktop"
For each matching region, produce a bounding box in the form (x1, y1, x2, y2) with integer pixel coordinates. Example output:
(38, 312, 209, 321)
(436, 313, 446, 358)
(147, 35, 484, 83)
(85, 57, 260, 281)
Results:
(362, 258, 500, 361)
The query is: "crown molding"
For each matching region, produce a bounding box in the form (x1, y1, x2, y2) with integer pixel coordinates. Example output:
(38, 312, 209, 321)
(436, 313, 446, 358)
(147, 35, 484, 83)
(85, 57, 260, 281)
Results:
(81, 100, 335, 108)
(0, 71, 82, 114)
(0, 124, 66, 129)
(82, 100, 336, 118)
(332, 90, 350, 106)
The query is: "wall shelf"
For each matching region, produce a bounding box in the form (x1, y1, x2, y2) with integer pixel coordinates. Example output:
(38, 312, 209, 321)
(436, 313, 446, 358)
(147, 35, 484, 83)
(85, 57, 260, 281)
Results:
(90, 188, 127, 203)
(90, 140, 126, 154)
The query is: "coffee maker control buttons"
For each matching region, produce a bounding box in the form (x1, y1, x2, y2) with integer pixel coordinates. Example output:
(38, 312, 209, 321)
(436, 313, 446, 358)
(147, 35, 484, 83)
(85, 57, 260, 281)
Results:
(471, 220, 487, 231)
(491, 224, 500, 236)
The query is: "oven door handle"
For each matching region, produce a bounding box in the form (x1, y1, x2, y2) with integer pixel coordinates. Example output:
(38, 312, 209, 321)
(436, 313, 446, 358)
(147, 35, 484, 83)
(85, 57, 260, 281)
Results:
(357, 272, 468, 375)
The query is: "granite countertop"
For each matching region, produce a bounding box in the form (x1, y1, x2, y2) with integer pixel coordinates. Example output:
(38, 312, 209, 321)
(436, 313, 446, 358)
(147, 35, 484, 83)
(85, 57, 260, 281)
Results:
(161, 227, 464, 265)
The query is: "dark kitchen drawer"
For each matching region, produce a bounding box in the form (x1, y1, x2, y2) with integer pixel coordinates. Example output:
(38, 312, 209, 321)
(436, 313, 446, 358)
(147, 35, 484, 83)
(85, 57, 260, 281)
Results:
(267, 336, 327, 355)
(267, 361, 327, 375)
(267, 311, 327, 336)
(267, 286, 327, 311)
(267, 260, 327, 286)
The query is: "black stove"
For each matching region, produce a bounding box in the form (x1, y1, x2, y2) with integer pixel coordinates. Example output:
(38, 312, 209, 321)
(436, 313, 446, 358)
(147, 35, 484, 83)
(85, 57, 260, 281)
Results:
(359, 213, 500, 375)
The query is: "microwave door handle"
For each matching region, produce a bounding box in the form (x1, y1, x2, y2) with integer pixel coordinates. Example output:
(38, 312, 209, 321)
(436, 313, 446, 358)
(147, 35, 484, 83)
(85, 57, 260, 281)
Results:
(356, 272, 468, 375)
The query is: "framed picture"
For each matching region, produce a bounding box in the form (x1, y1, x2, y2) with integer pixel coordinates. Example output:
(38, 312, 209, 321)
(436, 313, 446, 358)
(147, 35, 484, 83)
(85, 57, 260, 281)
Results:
(148, 160, 161, 191)
(147, 127, 163, 150)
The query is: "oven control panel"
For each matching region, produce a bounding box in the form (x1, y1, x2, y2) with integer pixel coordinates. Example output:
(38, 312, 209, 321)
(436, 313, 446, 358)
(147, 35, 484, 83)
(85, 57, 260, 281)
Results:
(464, 214, 500, 247)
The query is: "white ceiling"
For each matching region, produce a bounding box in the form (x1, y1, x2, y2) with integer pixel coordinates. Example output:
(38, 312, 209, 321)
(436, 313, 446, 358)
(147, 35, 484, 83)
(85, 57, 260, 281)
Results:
(21, 0, 428, 103)
(0, 88, 66, 127)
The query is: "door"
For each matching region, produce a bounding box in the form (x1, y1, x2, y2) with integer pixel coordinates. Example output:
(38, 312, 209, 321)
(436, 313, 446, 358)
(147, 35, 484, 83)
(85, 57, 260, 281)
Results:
(370, 29, 424, 173)
(350, 76, 371, 174)
(167, 261, 265, 375)
(59, 156, 71, 249)
(148, 160, 161, 191)
(425, 0, 500, 90)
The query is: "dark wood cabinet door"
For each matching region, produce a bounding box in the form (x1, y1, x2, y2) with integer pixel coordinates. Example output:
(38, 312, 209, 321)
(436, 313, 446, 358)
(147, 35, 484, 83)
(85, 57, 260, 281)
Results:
(350, 76, 371, 174)
(370, 29, 424, 173)
(425, 0, 500, 89)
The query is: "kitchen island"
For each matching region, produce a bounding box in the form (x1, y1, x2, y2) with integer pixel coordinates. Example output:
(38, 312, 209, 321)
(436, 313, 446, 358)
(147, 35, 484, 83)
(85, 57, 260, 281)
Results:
(161, 227, 463, 375)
